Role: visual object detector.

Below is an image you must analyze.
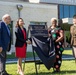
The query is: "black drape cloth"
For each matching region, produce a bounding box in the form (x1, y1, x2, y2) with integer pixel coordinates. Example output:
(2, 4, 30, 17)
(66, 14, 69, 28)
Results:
(32, 36, 55, 70)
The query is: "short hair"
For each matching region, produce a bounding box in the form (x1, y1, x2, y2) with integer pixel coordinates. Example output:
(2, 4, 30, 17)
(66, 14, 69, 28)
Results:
(2, 14, 10, 21)
(51, 18, 57, 23)
(73, 14, 76, 19)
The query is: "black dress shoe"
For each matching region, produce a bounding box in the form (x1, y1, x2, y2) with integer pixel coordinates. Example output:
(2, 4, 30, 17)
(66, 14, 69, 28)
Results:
(3, 71, 11, 75)
(5, 72, 10, 75)
(3, 73, 9, 75)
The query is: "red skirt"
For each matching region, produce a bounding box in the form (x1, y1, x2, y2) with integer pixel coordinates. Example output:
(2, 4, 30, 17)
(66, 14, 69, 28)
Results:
(16, 44, 26, 58)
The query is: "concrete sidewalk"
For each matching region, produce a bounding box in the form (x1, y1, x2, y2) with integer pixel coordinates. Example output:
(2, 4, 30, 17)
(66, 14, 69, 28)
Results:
(6, 54, 74, 64)
(6, 46, 73, 63)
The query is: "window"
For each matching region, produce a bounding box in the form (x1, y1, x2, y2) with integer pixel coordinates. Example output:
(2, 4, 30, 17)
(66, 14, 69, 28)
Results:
(70, 6, 75, 18)
(59, 5, 64, 19)
(64, 5, 69, 18)
(59, 5, 76, 19)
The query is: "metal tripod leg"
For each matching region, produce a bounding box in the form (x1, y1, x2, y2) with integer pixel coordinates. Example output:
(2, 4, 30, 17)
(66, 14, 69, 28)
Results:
(32, 47, 38, 75)
(23, 58, 26, 72)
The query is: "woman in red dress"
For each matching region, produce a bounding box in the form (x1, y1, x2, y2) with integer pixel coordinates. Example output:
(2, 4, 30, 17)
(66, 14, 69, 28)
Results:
(15, 18, 31, 75)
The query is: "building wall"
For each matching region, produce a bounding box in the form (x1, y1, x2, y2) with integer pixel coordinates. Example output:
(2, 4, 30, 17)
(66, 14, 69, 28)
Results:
(22, 3, 58, 28)
(0, 0, 26, 2)
(0, 1, 58, 52)
(40, 0, 76, 5)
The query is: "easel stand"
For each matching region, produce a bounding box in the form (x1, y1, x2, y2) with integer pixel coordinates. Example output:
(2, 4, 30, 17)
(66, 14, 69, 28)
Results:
(32, 46, 43, 75)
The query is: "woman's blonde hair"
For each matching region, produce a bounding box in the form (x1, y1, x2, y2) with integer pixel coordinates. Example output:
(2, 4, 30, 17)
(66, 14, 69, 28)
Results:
(50, 18, 57, 23)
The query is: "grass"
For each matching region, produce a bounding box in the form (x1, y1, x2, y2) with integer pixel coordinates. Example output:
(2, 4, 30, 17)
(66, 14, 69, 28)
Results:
(6, 60, 76, 75)
(7, 52, 37, 59)
(6, 49, 75, 75)
(62, 49, 72, 55)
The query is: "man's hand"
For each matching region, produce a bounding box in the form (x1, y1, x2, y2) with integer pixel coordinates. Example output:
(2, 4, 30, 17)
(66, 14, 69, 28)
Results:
(0, 47, 3, 53)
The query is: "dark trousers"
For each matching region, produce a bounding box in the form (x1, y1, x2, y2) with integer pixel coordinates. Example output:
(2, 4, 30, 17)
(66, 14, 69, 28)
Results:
(0, 50, 6, 74)
(72, 46, 76, 58)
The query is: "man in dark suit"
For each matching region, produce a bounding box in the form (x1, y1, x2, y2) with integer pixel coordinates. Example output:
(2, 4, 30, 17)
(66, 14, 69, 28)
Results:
(0, 14, 11, 75)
